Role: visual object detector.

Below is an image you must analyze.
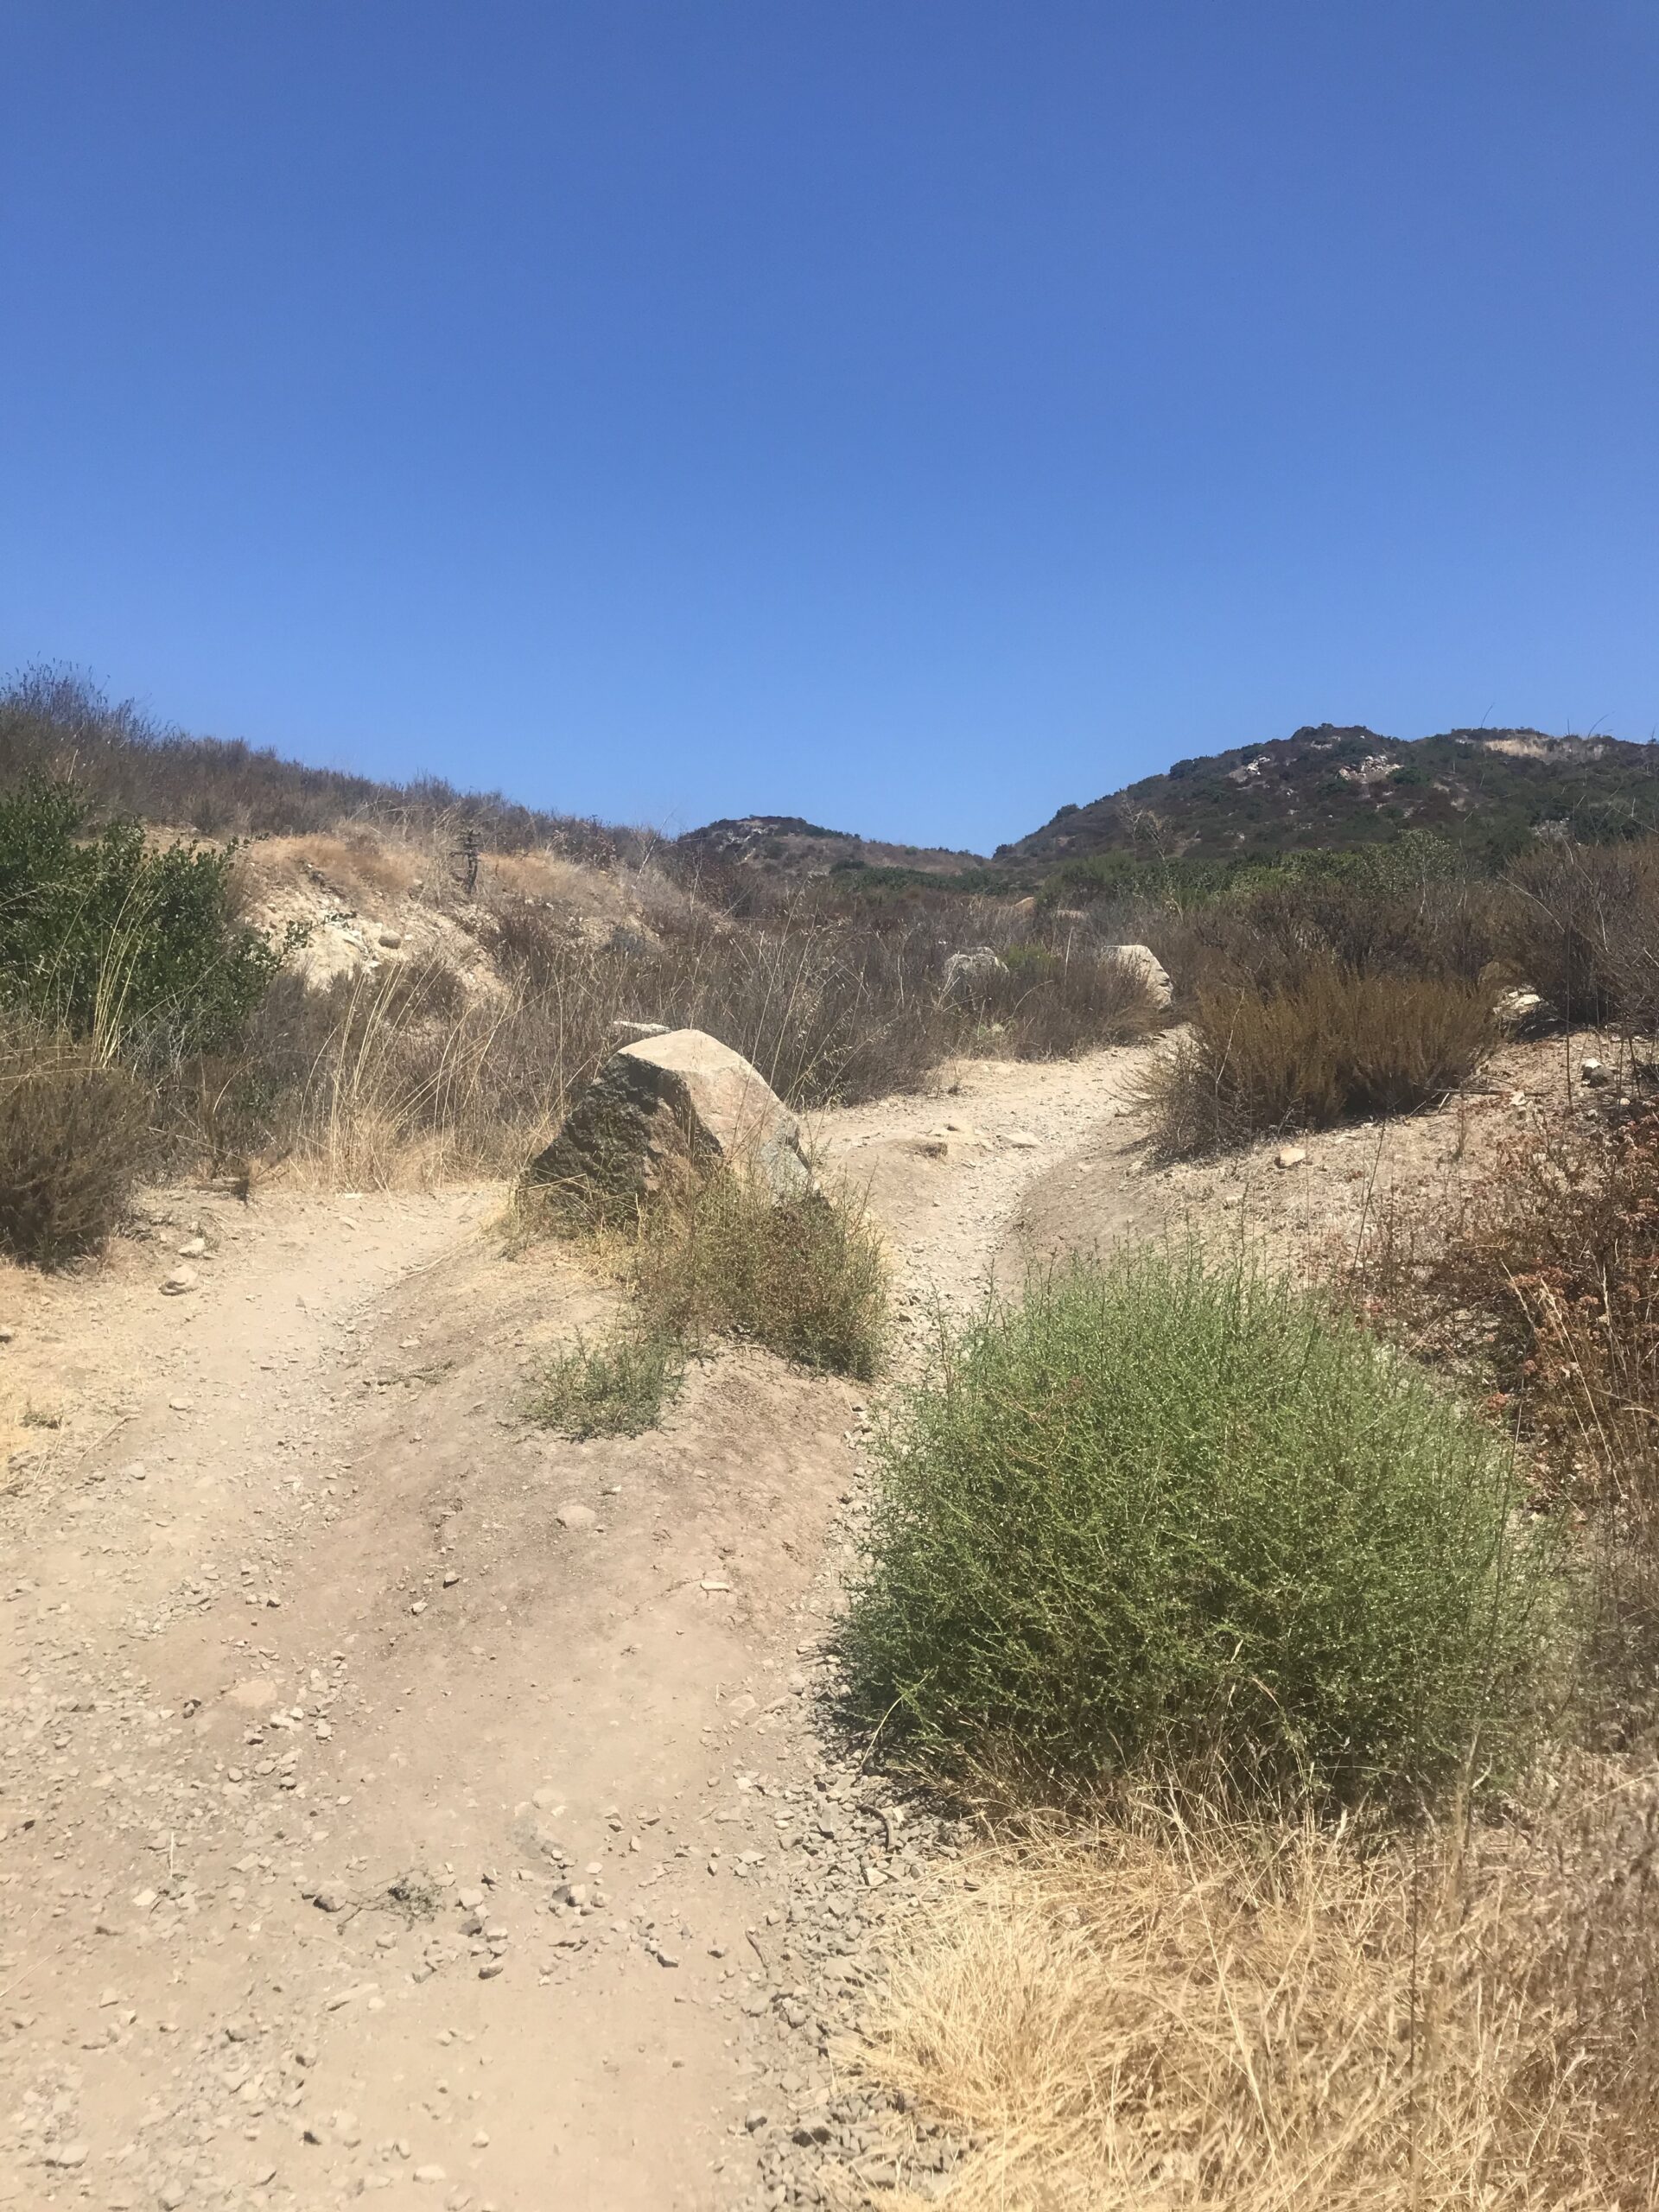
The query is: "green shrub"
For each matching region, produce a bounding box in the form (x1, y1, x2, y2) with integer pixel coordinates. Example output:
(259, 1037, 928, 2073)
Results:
(635, 1169, 888, 1379)
(0, 774, 290, 1060)
(528, 1325, 683, 1439)
(1149, 963, 1494, 1154)
(0, 1027, 152, 1263)
(525, 1166, 888, 1440)
(844, 1248, 1554, 1808)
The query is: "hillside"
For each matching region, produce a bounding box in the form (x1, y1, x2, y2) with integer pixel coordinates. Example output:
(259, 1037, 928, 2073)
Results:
(1000, 721, 1659, 870)
(673, 813, 990, 880)
(0, 667, 640, 862)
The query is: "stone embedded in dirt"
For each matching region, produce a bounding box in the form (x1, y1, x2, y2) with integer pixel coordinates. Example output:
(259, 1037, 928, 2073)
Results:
(526, 1028, 810, 1217)
(378, 930, 404, 950)
(225, 1678, 277, 1711)
(555, 1502, 596, 1531)
(1101, 942, 1175, 1011)
(1494, 986, 1546, 1027)
(176, 1236, 208, 1258)
(1581, 1058, 1611, 1086)
(1004, 1131, 1039, 1149)
(939, 946, 1007, 1003)
(1275, 1147, 1308, 1170)
(160, 1268, 198, 1295)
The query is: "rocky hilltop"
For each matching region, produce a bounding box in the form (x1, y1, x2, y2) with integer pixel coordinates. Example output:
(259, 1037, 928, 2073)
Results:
(998, 722, 1659, 868)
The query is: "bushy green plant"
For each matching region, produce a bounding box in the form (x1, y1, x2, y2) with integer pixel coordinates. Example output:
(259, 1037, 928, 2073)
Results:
(844, 1248, 1554, 1808)
(528, 1325, 683, 1438)
(635, 1170, 887, 1379)
(0, 774, 290, 1060)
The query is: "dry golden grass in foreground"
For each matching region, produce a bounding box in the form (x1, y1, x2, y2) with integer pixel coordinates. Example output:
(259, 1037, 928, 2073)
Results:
(854, 1775, 1659, 2212)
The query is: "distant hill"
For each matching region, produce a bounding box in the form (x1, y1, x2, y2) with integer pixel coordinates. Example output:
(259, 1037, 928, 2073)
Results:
(674, 815, 991, 880)
(1000, 724, 1659, 870)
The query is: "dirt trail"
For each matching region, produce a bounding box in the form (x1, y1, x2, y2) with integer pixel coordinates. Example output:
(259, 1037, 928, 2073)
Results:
(0, 1046, 1160, 2212)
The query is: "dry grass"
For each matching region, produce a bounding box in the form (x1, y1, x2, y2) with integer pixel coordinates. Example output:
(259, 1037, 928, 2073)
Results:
(855, 1775, 1659, 2212)
(283, 831, 426, 905)
(1340, 1090, 1659, 1746)
(1149, 965, 1497, 1154)
(0, 1026, 152, 1263)
(193, 893, 1166, 1194)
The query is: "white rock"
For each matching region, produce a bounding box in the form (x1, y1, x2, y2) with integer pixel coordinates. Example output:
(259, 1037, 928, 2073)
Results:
(1101, 943, 1175, 1011)
(529, 1029, 810, 1217)
(176, 1236, 207, 1258)
(160, 1268, 198, 1295)
(940, 947, 1007, 1003)
(1494, 987, 1544, 1026)
(1275, 1147, 1307, 1170)
(555, 1503, 596, 1531)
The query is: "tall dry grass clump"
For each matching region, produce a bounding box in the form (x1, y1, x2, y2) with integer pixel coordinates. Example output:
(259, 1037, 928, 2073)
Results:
(1503, 837, 1659, 1031)
(0, 1024, 151, 1263)
(857, 1776, 1659, 2212)
(1346, 1093, 1659, 1745)
(1148, 964, 1496, 1154)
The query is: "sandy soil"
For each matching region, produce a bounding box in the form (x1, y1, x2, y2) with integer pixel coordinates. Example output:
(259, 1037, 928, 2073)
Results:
(0, 1033, 1598, 2211)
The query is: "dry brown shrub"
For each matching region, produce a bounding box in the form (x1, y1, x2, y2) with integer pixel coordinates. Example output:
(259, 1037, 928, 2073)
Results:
(1342, 1090, 1659, 1743)
(1504, 839, 1659, 1031)
(855, 1776, 1659, 2212)
(967, 944, 1163, 1058)
(0, 1027, 151, 1263)
(1149, 964, 1496, 1154)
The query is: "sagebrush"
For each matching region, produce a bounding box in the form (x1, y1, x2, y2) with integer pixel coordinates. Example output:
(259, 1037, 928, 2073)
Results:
(845, 1247, 1553, 1807)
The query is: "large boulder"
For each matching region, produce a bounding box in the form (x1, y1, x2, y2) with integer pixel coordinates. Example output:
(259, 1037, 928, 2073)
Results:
(526, 1028, 810, 1219)
(941, 947, 1009, 1003)
(1101, 943, 1174, 1012)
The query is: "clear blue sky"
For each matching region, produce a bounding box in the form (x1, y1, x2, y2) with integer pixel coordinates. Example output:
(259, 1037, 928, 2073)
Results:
(3, 3, 1657, 850)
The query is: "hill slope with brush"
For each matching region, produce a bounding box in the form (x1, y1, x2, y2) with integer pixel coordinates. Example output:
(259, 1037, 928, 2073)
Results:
(1001, 721, 1659, 871)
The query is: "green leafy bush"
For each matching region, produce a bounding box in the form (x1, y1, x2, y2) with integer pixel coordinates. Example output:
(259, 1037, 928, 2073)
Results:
(634, 1169, 888, 1379)
(845, 1249, 1554, 1808)
(0, 1026, 152, 1263)
(528, 1325, 684, 1439)
(0, 774, 289, 1060)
